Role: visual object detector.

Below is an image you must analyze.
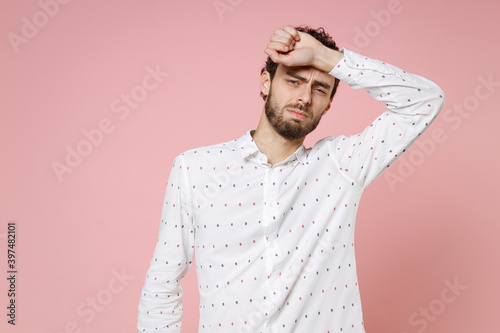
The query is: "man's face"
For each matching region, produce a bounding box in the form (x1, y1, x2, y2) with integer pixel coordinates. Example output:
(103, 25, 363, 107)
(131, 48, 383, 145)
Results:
(263, 63, 334, 140)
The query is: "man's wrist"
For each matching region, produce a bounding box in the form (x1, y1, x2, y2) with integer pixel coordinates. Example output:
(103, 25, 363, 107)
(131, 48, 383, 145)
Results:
(314, 46, 344, 73)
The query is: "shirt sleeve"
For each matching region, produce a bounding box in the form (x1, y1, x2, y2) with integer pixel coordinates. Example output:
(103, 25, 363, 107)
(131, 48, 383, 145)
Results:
(137, 154, 195, 332)
(327, 47, 446, 189)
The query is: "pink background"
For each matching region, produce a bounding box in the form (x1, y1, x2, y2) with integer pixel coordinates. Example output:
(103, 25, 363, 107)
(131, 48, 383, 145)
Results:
(1, 0, 499, 332)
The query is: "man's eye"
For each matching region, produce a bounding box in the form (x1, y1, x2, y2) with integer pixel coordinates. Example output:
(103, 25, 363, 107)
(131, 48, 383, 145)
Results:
(289, 80, 298, 85)
(317, 89, 326, 94)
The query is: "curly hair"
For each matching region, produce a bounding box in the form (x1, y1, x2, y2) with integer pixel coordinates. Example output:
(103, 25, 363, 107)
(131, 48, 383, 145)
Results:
(260, 25, 341, 101)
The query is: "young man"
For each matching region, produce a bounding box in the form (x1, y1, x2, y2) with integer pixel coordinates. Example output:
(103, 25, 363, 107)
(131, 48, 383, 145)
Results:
(137, 25, 445, 332)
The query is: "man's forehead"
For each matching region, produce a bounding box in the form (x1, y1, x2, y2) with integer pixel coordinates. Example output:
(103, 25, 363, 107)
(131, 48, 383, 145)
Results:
(277, 63, 333, 81)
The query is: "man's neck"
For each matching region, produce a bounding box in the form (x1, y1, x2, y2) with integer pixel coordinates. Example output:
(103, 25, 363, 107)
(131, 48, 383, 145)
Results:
(251, 114, 305, 166)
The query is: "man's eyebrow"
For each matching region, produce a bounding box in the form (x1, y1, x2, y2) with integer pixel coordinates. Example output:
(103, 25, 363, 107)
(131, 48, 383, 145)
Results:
(285, 71, 332, 90)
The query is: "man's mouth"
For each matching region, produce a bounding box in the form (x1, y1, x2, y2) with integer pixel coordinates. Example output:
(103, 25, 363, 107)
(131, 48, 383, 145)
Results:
(287, 109, 308, 119)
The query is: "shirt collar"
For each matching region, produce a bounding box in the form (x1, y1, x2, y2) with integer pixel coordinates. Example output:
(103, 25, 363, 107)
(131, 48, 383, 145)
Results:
(234, 129, 306, 165)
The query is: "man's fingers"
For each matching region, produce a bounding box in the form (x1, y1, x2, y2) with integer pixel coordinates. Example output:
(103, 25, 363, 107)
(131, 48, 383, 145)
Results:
(267, 41, 290, 53)
(264, 48, 293, 67)
(270, 33, 294, 44)
(271, 28, 296, 46)
(265, 48, 283, 63)
(264, 26, 301, 63)
(283, 25, 300, 41)
(264, 48, 279, 60)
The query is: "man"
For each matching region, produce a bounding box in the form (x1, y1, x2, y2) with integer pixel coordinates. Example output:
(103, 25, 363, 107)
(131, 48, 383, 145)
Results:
(137, 25, 445, 332)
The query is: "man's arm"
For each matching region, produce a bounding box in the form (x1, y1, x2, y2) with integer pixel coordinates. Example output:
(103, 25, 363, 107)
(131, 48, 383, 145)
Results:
(325, 48, 445, 188)
(266, 25, 446, 188)
(137, 154, 195, 332)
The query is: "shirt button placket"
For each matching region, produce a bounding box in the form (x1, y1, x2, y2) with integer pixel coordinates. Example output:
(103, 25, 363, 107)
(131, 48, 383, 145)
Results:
(263, 165, 282, 323)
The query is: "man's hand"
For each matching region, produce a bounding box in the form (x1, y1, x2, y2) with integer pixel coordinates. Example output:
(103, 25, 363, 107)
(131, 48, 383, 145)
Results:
(264, 25, 344, 73)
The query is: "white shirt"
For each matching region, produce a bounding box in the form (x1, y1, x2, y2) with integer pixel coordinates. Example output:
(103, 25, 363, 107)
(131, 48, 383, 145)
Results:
(137, 48, 445, 332)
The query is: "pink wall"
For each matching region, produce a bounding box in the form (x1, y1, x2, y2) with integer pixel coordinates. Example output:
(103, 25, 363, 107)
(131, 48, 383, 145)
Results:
(1, 0, 499, 332)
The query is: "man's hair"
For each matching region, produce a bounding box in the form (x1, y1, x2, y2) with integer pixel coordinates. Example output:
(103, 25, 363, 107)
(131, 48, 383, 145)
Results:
(260, 25, 341, 101)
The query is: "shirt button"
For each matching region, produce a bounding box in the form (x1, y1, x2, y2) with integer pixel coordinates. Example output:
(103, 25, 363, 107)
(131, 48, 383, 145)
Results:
(270, 242, 275, 248)
(268, 202, 273, 208)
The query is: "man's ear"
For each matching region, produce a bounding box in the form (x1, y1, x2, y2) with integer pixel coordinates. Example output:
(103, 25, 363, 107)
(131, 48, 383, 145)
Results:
(260, 71, 271, 98)
(322, 99, 333, 115)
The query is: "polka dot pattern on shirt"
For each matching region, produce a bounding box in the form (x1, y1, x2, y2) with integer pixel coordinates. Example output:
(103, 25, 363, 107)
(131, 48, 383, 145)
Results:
(137, 47, 445, 333)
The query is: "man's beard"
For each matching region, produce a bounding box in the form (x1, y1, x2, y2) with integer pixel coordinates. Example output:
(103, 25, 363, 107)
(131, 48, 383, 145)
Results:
(264, 85, 323, 140)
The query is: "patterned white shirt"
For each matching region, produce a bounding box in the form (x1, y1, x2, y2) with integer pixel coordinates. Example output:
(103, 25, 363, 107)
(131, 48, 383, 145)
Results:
(137, 48, 445, 333)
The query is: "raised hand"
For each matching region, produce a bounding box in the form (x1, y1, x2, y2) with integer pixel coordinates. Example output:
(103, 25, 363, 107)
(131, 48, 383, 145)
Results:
(264, 25, 343, 73)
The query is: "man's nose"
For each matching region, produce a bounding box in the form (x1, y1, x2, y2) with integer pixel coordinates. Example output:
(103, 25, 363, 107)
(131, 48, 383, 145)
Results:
(297, 86, 312, 106)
